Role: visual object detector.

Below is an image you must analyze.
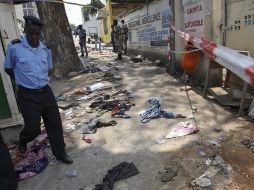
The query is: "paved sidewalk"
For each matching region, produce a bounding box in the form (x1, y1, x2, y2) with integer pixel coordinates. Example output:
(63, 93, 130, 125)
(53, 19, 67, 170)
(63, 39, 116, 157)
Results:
(13, 51, 254, 190)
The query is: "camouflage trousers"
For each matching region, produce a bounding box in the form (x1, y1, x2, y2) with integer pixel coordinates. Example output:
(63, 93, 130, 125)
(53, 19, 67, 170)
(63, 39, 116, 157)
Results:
(115, 37, 123, 55)
(123, 39, 127, 53)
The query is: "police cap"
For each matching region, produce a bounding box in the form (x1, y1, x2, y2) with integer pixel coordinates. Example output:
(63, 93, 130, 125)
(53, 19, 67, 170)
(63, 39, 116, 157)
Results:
(23, 16, 44, 27)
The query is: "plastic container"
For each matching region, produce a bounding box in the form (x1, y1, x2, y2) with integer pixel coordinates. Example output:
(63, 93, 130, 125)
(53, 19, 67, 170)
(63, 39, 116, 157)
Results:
(65, 170, 78, 177)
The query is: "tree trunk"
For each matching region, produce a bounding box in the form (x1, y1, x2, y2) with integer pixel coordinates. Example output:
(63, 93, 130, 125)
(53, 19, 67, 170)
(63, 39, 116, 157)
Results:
(36, 1, 82, 78)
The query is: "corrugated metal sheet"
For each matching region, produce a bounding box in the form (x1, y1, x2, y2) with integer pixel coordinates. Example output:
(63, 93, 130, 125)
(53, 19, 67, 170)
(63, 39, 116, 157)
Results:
(111, 0, 154, 3)
(0, 0, 30, 4)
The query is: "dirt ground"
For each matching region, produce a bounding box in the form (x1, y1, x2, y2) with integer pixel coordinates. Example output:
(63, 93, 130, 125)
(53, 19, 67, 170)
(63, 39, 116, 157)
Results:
(2, 49, 254, 190)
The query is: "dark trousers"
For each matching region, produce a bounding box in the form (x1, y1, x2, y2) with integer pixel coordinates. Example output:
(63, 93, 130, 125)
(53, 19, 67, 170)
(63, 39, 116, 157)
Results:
(112, 40, 116, 52)
(80, 41, 88, 56)
(18, 85, 65, 158)
(0, 133, 18, 190)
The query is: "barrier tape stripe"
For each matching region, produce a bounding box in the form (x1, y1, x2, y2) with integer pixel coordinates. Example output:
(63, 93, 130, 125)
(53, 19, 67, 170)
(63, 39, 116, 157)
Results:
(171, 25, 254, 86)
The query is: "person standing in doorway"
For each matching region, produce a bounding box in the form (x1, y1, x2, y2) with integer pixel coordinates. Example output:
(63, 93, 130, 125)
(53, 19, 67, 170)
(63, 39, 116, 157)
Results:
(75, 24, 88, 57)
(4, 16, 73, 164)
(120, 20, 128, 54)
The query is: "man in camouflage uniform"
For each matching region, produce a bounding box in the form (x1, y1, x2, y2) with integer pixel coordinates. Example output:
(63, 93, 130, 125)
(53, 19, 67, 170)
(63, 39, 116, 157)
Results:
(75, 25, 88, 57)
(120, 20, 128, 54)
(111, 25, 116, 52)
(113, 20, 123, 60)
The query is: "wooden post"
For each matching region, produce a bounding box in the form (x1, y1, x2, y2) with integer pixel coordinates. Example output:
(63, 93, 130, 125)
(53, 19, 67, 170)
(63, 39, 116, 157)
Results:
(239, 82, 248, 116)
(203, 61, 211, 98)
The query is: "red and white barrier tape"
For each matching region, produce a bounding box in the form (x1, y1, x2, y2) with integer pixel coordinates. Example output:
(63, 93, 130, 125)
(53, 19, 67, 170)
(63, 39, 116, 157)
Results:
(171, 25, 254, 87)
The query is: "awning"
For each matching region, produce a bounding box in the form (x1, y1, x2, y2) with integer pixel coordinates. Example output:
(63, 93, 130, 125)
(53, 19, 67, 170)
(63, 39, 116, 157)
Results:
(111, 0, 154, 3)
(0, 0, 31, 4)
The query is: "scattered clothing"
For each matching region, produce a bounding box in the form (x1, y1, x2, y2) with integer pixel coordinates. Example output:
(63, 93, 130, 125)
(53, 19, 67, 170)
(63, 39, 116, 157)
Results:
(165, 122, 199, 139)
(111, 103, 130, 118)
(13, 134, 49, 181)
(80, 119, 117, 134)
(82, 136, 92, 144)
(90, 100, 131, 112)
(139, 97, 184, 123)
(55, 95, 66, 102)
(112, 114, 131, 119)
(82, 62, 116, 73)
(94, 162, 139, 190)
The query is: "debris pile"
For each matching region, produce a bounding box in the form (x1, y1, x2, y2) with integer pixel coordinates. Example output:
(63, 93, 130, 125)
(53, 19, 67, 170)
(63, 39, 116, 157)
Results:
(191, 156, 232, 188)
(241, 135, 254, 153)
(82, 61, 117, 73)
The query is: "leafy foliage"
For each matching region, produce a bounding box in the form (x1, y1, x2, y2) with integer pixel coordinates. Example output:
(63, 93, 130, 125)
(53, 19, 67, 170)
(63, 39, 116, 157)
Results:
(82, 0, 105, 21)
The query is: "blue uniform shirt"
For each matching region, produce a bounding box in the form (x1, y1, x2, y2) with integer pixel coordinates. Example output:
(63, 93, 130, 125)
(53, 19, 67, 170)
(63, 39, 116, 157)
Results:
(4, 36, 53, 89)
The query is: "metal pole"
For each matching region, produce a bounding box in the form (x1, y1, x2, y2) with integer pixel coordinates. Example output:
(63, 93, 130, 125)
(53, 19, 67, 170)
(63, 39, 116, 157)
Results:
(146, 0, 149, 15)
(239, 82, 248, 116)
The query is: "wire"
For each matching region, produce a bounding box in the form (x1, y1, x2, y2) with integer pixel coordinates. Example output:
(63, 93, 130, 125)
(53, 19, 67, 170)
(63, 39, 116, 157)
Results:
(182, 73, 199, 129)
(12, 0, 99, 9)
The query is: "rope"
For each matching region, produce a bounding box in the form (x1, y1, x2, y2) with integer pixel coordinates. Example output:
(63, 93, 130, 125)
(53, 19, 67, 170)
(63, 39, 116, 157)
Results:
(12, 0, 100, 9)
(166, 31, 214, 54)
(182, 72, 199, 129)
(168, 48, 201, 54)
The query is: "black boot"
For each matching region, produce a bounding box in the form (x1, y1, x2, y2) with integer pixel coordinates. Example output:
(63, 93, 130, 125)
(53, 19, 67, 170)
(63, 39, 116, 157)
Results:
(18, 142, 27, 155)
(56, 152, 73, 164)
(81, 53, 84, 57)
(115, 53, 122, 60)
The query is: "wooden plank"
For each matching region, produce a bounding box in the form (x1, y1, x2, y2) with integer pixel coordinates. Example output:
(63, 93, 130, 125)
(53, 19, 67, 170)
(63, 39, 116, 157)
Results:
(208, 87, 251, 108)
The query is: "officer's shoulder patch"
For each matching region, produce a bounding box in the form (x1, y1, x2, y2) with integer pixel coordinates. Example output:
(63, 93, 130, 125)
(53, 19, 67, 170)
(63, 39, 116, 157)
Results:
(11, 39, 21, 45)
(42, 42, 50, 49)
(42, 41, 50, 49)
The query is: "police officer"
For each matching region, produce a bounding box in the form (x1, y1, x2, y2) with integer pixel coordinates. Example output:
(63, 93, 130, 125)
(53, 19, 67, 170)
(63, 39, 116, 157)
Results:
(120, 20, 128, 54)
(0, 133, 18, 190)
(111, 25, 116, 52)
(4, 16, 73, 164)
(75, 24, 88, 57)
(113, 20, 123, 60)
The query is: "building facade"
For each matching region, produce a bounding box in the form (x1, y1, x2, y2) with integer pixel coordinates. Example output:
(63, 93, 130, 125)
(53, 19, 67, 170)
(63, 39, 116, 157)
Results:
(15, 2, 39, 36)
(225, 0, 254, 56)
(0, 1, 23, 128)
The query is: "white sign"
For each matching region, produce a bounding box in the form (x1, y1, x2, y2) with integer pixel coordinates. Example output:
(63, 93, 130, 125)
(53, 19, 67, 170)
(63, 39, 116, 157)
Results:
(184, 0, 205, 38)
(183, 0, 203, 6)
(123, 0, 172, 45)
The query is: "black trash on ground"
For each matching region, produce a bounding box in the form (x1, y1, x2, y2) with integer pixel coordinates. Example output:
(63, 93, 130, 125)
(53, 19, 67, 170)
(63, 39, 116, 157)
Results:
(80, 119, 117, 134)
(94, 162, 139, 190)
(130, 55, 143, 63)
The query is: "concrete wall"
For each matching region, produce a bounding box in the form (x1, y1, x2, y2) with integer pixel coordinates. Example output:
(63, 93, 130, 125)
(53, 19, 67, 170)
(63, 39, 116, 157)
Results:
(122, 0, 172, 64)
(119, 0, 223, 86)
(225, 0, 254, 56)
(83, 20, 101, 38)
(174, 0, 223, 86)
(0, 2, 23, 128)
